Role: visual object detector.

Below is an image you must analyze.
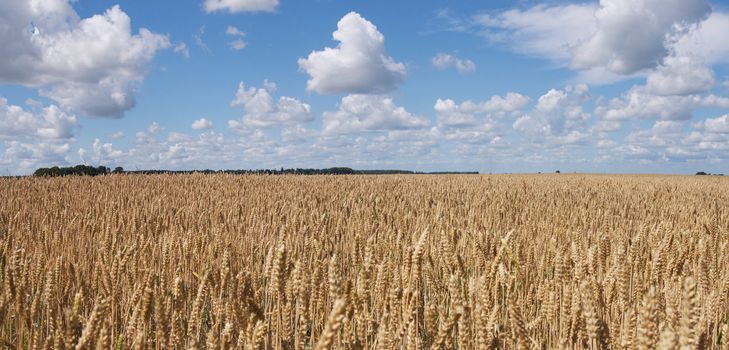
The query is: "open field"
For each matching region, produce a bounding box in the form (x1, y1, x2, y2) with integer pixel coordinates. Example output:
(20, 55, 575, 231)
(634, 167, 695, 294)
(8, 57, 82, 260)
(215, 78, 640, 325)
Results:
(0, 174, 728, 349)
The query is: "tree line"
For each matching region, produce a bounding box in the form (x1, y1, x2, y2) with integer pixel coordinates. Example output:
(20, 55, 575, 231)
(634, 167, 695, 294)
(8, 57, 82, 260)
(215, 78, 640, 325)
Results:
(32, 165, 479, 177)
(33, 165, 124, 177)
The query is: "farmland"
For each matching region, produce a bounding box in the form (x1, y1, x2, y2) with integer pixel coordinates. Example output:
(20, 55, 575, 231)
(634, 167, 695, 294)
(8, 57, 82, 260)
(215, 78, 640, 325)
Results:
(0, 174, 727, 349)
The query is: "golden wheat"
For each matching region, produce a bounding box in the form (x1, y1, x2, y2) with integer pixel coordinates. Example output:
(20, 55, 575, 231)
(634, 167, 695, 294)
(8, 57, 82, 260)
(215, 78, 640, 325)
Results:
(0, 173, 727, 349)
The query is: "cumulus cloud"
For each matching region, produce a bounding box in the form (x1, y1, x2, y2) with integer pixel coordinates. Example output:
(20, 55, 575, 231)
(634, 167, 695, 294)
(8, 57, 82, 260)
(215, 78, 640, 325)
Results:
(322, 95, 429, 134)
(625, 121, 685, 148)
(203, 0, 278, 13)
(281, 125, 316, 144)
(513, 85, 590, 140)
(431, 94, 521, 144)
(702, 114, 729, 133)
(437, 122, 499, 144)
(298, 12, 406, 95)
(431, 53, 476, 73)
(475, 0, 727, 89)
(192, 118, 213, 130)
(673, 12, 729, 66)
(645, 55, 715, 95)
(701, 94, 729, 109)
(0, 141, 73, 171)
(570, 0, 710, 74)
(434, 100, 479, 127)
(434, 92, 529, 127)
(0, 98, 77, 141)
(229, 82, 312, 128)
(226, 25, 247, 50)
(637, 10, 729, 97)
(594, 86, 729, 123)
(229, 39, 246, 50)
(121, 124, 302, 170)
(0, 2, 170, 117)
(148, 122, 163, 134)
(0, 97, 78, 172)
(598, 88, 695, 121)
(92, 138, 125, 163)
(600, 117, 729, 163)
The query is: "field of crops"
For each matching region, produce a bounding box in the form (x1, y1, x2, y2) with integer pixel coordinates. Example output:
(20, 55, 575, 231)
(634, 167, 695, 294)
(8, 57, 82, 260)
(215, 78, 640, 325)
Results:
(0, 174, 728, 349)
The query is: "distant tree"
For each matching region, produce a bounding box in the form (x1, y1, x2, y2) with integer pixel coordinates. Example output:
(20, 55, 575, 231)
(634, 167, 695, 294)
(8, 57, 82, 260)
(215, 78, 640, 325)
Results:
(113, 167, 124, 173)
(555, 170, 561, 174)
(696, 171, 709, 175)
(33, 168, 49, 177)
(33, 164, 111, 177)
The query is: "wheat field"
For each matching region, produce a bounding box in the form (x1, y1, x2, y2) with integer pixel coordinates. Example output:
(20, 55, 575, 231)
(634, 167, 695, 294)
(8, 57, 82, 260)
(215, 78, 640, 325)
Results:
(0, 174, 728, 349)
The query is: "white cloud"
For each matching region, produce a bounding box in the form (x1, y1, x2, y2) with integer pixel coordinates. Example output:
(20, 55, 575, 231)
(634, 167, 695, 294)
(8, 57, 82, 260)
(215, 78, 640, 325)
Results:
(674, 12, 729, 66)
(596, 138, 617, 149)
(640, 10, 729, 96)
(597, 86, 700, 121)
(645, 55, 714, 95)
(173, 43, 190, 58)
(625, 121, 685, 147)
(0, 2, 170, 117)
(192, 118, 214, 130)
(229, 82, 312, 128)
(226, 26, 246, 36)
(230, 39, 247, 51)
(438, 122, 499, 144)
(431, 95, 511, 145)
(703, 114, 729, 133)
(120, 126, 303, 170)
(92, 138, 125, 163)
(512, 114, 549, 136)
(701, 94, 729, 108)
(474, 4, 596, 62)
(434, 92, 529, 127)
(147, 122, 163, 134)
(691, 131, 729, 152)
(571, 67, 646, 86)
(475, 0, 728, 89)
(281, 125, 316, 144)
(262, 79, 277, 92)
(431, 53, 476, 73)
(570, 0, 710, 74)
(481, 93, 532, 113)
(596, 86, 729, 123)
(600, 117, 729, 163)
(434, 99, 478, 127)
(593, 120, 622, 132)
(110, 131, 125, 140)
(298, 12, 406, 95)
(0, 141, 73, 172)
(78, 148, 88, 163)
(203, 0, 278, 13)
(513, 85, 590, 138)
(193, 26, 211, 54)
(226, 25, 247, 50)
(322, 95, 429, 134)
(0, 98, 77, 141)
(40, 77, 138, 118)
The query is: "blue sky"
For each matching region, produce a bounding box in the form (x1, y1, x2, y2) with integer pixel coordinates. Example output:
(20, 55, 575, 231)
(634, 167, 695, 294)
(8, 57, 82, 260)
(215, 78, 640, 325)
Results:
(2, 0, 729, 175)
